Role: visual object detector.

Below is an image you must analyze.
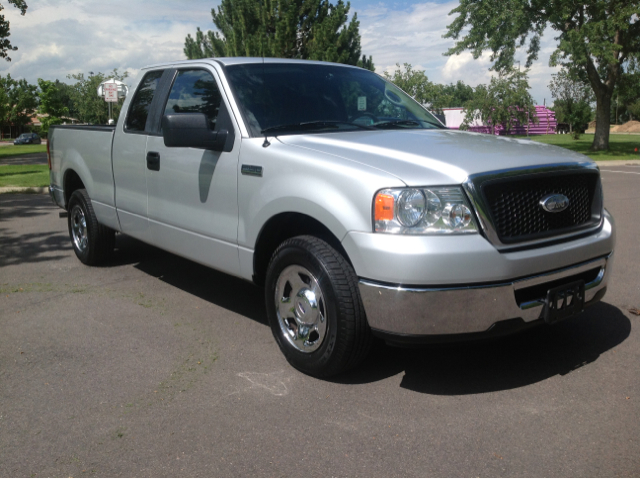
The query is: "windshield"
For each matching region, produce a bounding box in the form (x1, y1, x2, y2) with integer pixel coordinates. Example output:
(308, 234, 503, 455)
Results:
(225, 63, 444, 137)
(18, 134, 29, 139)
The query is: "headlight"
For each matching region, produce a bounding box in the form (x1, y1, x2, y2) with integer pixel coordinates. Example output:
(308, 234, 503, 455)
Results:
(374, 186, 478, 234)
(396, 189, 426, 226)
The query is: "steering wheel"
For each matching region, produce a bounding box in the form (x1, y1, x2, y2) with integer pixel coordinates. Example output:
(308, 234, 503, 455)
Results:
(349, 112, 379, 125)
(384, 89, 404, 106)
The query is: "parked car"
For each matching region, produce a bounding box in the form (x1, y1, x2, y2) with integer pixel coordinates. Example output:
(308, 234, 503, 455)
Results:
(14, 132, 41, 145)
(48, 58, 615, 377)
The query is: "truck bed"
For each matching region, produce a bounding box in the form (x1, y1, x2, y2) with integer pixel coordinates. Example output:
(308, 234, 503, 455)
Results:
(49, 124, 117, 228)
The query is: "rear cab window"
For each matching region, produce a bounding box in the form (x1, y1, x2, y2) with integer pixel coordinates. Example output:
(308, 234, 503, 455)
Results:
(125, 70, 165, 132)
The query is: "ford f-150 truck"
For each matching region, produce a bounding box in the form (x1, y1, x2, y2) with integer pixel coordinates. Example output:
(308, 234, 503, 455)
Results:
(48, 58, 615, 377)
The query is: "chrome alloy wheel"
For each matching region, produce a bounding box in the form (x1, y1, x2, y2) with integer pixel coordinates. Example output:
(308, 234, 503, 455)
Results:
(274, 265, 327, 353)
(70, 205, 88, 253)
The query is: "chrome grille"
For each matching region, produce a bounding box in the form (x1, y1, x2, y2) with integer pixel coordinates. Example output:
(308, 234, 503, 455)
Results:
(463, 165, 603, 248)
(483, 173, 598, 243)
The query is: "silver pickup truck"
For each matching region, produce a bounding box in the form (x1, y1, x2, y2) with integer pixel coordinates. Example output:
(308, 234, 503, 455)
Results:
(49, 58, 615, 377)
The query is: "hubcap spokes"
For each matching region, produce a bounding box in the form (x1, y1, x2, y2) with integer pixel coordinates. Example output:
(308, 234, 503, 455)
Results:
(71, 205, 88, 253)
(275, 265, 327, 353)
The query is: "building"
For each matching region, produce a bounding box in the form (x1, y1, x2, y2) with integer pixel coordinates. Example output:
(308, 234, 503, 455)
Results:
(441, 105, 558, 135)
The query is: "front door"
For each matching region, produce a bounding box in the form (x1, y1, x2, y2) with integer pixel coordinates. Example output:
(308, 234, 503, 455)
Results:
(112, 69, 167, 241)
(145, 67, 241, 276)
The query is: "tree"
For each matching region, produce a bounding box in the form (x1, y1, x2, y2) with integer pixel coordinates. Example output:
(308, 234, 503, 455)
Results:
(628, 100, 640, 121)
(383, 64, 477, 114)
(444, 0, 640, 151)
(383, 63, 434, 105)
(461, 69, 536, 135)
(37, 79, 70, 134)
(435, 81, 476, 109)
(0, 79, 9, 123)
(184, 0, 374, 70)
(613, 57, 640, 122)
(0, 73, 38, 132)
(548, 69, 594, 133)
(67, 70, 128, 124)
(0, 0, 27, 61)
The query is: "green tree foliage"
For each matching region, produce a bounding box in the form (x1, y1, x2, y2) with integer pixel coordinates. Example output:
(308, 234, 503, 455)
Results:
(433, 81, 476, 109)
(0, 73, 37, 129)
(37, 79, 71, 134)
(461, 69, 536, 135)
(613, 57, 640, 122)
(0, 0, 27, 61)
(444, 0, 640, 151)
(184, 0, 374, 70)
(628, 100, 640, 121)
(383, 63, 476, 113)
(383, 63, 433, 105)
(549, 69, 594, 134)
(0, 79, 8, 122)
(66, 70, 128, 124)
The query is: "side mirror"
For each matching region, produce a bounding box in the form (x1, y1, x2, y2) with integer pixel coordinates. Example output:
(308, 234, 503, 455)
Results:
(162, 113, 228, 151)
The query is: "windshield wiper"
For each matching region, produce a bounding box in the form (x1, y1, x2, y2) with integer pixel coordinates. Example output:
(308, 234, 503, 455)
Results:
(372, 120, 423, 129)
(261, 121, 373, 135)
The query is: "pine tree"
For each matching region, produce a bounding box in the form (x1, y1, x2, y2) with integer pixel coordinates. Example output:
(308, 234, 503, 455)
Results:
(184, 0, 374, 70)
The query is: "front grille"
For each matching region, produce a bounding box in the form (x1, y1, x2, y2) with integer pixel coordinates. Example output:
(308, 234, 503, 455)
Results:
(483, 172, 599, 243)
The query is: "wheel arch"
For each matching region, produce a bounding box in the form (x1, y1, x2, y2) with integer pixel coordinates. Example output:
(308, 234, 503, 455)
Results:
(63, 168, 86, 209)
(252, 212, 353, 286)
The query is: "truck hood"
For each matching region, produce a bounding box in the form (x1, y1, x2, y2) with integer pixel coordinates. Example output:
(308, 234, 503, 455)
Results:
(278, 129, 594, 185)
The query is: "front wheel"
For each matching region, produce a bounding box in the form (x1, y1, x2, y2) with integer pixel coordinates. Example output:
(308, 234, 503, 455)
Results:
(265, 236, 372, 377)
(67, 189, 115, 265)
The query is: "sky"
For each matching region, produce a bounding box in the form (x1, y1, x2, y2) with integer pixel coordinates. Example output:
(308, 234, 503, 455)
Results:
(1, 0, 561, 106)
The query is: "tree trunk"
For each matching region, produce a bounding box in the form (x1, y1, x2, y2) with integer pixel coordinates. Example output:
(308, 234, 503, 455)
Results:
(592, 92, 611, 151)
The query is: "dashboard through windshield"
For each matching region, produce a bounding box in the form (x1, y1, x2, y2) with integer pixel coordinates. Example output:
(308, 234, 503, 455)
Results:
(224, 63, 444, 137)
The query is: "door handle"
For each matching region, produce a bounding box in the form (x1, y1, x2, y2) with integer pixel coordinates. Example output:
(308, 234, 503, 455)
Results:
(146, 151, 160, 171)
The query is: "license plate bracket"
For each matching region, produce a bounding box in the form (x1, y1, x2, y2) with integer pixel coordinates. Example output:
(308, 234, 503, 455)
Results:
(543, 280, 585, 324)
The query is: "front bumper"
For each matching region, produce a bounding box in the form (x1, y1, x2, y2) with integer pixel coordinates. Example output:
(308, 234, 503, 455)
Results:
(359, 253, 612, 337)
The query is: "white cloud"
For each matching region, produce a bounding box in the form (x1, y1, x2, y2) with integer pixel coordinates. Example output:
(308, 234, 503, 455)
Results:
(360, 2, 455, 74)
(441, 51, 493, 85)
(1, 0, 219, 86)
(1, 0, 563, 105)
(357, 2, 562, 105)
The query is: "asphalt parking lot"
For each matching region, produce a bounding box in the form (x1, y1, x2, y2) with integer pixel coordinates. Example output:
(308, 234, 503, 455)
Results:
(1, 167, 638, 477)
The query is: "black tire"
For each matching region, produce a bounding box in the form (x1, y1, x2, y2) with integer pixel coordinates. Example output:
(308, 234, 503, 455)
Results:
(265, 235, 372, 377)
(67, 189, 115, 265)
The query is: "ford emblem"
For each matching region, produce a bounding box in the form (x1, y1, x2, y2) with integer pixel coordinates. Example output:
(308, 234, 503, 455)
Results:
(540, 193, 570, 213)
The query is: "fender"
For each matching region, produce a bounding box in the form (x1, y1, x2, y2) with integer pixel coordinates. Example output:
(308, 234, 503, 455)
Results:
(236, 138, 404, 280)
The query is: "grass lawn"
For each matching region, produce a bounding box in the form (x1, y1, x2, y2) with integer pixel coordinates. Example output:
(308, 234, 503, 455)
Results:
(0, 164, 49, 188)
(524, 134, 640, 162)
(0, 144, 47, 159)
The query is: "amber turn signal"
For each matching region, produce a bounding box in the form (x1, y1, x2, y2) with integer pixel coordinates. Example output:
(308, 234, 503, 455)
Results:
(375, 193, 395, 221)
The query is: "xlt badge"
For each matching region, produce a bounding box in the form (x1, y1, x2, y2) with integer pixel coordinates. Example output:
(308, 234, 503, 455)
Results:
(241, 164, 263, 177)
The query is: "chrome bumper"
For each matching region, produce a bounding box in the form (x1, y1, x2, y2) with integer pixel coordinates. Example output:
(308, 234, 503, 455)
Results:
(359, 254, 613, 336)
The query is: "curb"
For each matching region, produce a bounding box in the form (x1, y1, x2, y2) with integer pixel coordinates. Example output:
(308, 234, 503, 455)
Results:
(595, 160, 640, 166)
(0, 186, 48, 195)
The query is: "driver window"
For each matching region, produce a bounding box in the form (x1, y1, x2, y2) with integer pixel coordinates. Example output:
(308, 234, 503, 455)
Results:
(164, 69, 222, 129)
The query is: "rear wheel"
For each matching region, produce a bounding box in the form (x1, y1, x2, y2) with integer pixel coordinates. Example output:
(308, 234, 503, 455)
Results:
(265, 236, 372, 377)
(67, 189, 115, 265)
